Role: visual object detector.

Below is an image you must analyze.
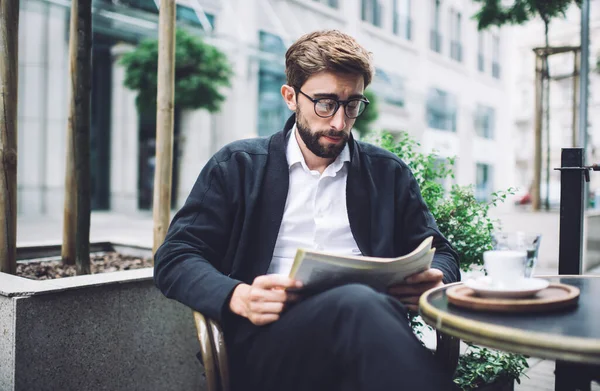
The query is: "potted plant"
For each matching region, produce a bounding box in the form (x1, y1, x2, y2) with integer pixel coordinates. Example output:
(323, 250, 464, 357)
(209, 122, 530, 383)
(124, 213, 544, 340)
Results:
(374, 131, 527, 390)
(454, 344, 529, 391)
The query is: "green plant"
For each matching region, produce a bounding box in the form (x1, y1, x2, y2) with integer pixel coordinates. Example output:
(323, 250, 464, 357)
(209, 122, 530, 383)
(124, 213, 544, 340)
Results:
(352, 89, 379, 139)
(377, 131, 515, 271)
(454, 344, 529, 390)
(120, 28, 233, 113)
(374, 131, 524, 389)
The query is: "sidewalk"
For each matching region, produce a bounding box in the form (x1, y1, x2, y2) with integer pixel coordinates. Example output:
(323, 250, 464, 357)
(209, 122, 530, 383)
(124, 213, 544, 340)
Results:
(17, 211, 156, 248)
(16, 210, 600, 274)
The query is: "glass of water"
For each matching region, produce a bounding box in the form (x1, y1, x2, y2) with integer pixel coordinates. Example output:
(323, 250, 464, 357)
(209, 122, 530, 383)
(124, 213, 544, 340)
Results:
(491, 232, 542, 278)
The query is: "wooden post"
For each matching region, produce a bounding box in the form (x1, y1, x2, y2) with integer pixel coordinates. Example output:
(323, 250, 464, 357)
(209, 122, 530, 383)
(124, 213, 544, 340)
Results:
(62, 0, 78, 265)
(543, 54, 551, 211)
(532, 53, 543, 211)
(572, 49, 580, 147)
(73, 0, 92, 275)
(0, 0, 19, 275)
(152, 0, 176, 256)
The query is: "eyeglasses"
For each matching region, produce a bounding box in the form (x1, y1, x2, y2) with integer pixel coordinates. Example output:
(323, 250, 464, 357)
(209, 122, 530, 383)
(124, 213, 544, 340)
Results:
(294, 87, 369, 119)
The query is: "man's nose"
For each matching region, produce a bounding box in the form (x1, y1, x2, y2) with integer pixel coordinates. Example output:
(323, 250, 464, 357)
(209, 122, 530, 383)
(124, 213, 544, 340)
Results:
(329, 106, 347, 130)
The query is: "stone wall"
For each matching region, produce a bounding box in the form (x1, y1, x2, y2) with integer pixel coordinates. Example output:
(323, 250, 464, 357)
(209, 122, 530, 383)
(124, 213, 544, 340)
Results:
(0, 269, 204, 391)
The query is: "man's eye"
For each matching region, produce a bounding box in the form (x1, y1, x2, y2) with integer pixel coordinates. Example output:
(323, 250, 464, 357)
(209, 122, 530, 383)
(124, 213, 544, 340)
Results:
(347, 100, 360, 109)
(317, 100, 336, 111)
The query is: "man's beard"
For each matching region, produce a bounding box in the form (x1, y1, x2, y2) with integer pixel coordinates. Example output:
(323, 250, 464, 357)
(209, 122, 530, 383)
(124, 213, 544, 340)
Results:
(296, 111, 349, 159)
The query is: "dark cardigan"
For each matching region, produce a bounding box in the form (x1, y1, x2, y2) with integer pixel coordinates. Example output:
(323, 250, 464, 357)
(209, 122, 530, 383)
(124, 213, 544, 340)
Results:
(154, 114, 460, 342)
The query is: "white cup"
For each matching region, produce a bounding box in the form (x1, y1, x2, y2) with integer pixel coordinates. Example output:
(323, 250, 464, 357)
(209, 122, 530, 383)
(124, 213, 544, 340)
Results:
(483, 250, 528, 288)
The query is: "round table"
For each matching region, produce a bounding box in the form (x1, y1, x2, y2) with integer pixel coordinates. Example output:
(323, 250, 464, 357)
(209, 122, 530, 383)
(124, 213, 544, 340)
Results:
(419, 275, 600, 365)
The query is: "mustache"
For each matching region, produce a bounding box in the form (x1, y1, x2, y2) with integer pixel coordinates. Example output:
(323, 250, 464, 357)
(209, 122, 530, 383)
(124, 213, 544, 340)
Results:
(314, 129, 349, 140)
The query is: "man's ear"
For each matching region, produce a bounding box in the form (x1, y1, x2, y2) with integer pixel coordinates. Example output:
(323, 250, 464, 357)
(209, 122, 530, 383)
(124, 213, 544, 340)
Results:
(281, 85, 297, 111)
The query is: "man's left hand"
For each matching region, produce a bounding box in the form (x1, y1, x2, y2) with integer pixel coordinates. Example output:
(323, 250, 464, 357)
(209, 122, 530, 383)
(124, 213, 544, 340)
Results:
(387, 268, 444, 311)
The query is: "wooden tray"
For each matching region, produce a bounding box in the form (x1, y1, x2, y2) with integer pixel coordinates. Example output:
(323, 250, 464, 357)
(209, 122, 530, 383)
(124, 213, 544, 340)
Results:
(447, 283, 580, 313)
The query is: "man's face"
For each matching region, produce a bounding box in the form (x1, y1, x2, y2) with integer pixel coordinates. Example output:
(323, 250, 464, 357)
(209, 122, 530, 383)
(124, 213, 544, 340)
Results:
(282, 71, 365, 159)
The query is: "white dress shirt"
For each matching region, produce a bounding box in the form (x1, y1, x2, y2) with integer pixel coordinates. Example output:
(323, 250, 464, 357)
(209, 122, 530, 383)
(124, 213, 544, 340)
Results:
(267, 126, 362, 276)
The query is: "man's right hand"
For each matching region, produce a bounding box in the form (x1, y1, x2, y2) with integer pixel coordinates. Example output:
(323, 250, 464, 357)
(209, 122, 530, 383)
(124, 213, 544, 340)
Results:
(228, 275, 302, 326)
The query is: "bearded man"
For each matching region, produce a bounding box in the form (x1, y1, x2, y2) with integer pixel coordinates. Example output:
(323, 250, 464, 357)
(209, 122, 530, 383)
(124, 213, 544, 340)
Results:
(154, 30, 460, 391)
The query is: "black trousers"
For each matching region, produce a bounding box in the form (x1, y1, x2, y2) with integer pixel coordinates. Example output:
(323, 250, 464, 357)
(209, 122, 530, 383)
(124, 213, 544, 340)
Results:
(229, 284, 458, 391)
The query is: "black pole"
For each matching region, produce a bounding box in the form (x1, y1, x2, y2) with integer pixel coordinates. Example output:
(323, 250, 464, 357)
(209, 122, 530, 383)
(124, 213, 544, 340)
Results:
(556, 147, 592, 390)
(558, 148, 584, 275)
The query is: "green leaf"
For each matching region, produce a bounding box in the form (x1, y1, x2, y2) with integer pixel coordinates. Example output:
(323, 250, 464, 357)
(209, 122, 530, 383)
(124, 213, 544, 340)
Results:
(120, 28, 233, 113)
(472, 0, 582, 31)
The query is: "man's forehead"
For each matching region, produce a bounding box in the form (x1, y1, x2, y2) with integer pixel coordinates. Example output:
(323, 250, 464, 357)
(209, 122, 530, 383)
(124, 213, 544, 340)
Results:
(301, 72, 365, 96)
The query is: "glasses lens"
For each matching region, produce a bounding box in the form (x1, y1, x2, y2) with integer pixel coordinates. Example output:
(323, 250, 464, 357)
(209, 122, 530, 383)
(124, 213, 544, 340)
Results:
(345, 100, 367, 119)
(314, 99, 338, 117)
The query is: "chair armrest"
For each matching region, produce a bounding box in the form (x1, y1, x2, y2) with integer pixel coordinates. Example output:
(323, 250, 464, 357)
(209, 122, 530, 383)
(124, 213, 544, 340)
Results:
(193, 311, 219, 391)
(207, 318, 230, 391)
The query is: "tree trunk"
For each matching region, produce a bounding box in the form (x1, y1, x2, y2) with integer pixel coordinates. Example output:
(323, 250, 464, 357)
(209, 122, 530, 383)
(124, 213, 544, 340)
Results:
(73, 0, 92, 275)
(62, 0, 78, 265)
(572, 50, 579, 147)
(543, 21, 551, 211)
(152, 0, 176, 256)
(532, 54, 543, 211)
(0, 0, 19, 275)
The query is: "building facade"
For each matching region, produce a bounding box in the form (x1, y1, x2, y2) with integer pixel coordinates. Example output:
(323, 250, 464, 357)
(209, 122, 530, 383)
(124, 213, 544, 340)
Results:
(511, 1, 600, 206)
(15, 0, 515, 216)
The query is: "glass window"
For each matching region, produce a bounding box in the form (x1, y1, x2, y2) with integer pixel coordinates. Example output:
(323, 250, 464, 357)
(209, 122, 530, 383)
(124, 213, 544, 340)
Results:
(117, 0, 158, 14)
(449, 9, 462, 62)
(361, 0, 382, 27)
(176, 5, 215, 29)
(257, 31, 289, 137)
(475, 163, 494, 202)
(430, 0, 441, 53)
(393, 0, 412, 40)
(372, 68, 405, 107)
(474, 104, 495, 139)
(313, 0, 339, 8)
(477, 31, 485, 72)
(426, 88, 457, 132)
(492, 34, 501, 79)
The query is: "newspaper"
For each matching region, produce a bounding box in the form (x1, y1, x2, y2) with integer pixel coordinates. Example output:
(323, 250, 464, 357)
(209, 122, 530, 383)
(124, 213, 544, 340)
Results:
(288, 236, 435, 293)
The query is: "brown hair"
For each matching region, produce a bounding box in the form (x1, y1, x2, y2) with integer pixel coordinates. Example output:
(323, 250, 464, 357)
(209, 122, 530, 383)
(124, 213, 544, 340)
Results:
(285, 30, 374, 89)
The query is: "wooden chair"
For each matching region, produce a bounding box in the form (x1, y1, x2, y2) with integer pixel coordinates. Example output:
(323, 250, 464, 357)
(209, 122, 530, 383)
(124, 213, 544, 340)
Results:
(193, 310, 460, 391)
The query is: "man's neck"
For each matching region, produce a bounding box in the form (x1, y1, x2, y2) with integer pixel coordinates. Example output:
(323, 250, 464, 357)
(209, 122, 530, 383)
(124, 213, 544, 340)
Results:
(294, 131, 334, 174)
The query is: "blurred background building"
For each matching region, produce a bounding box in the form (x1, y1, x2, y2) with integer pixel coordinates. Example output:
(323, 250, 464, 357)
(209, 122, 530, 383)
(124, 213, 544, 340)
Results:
(18, 0, 516, 216)
(511, 1, 600, 208)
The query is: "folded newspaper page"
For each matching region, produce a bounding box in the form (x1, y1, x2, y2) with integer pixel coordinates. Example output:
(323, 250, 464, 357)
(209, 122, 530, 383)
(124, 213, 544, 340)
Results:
(288, 236, 435, 293)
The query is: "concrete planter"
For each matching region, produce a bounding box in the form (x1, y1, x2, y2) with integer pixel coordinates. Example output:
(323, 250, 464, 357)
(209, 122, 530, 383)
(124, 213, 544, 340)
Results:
(0, 243, 203, 391)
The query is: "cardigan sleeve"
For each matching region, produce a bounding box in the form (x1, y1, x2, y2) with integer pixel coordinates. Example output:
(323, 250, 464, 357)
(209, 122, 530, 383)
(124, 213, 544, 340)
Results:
(154, 157, 243, 325)
(396, 167, 461, 284)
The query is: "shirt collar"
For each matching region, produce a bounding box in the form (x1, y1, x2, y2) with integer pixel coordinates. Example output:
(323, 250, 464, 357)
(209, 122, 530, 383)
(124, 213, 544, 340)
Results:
(286, 124, 350, 173)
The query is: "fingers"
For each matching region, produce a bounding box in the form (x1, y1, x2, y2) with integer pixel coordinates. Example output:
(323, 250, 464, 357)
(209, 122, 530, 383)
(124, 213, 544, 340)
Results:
(249, 313, 280, 326)
(249, 300, 285, 315)
(243, 276, 303, 326)
(394, 295, 420, 312)
(250, 286, 288, 303)
(254, 274, 302, 290)
(405, 268, 444, 284)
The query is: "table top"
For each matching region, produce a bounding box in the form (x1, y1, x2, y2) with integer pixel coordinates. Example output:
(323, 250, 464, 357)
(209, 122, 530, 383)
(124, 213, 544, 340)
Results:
(419, 275, 600, 365)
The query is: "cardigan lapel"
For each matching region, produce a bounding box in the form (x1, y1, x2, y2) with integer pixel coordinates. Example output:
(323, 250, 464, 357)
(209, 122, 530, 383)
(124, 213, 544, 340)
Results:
(346, 138, 372, 256)
(252, 115, 296, 276)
